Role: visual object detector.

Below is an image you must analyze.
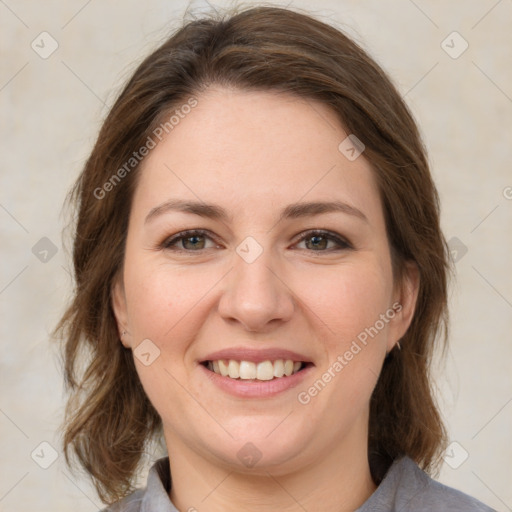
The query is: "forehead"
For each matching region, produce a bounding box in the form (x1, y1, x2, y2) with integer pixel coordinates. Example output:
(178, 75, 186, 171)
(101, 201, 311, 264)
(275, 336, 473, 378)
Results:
(132, 87, 383, 227)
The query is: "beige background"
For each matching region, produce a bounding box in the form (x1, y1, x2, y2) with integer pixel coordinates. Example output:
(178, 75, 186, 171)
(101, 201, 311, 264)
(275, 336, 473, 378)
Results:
(1, 0, 511, 510)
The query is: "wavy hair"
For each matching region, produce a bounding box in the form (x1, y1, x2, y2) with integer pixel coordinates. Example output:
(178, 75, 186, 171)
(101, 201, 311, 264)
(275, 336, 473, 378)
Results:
(55, 5, 451, 504)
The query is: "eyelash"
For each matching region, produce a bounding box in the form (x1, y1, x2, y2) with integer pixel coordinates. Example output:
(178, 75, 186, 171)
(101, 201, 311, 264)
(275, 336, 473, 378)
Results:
(160, 229, 352, 253)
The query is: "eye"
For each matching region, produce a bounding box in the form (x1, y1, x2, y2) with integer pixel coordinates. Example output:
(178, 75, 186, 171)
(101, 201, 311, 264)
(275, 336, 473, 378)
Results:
(161, 229, 219, 251)
(160, 228, 352, 253)
(294, 230, 352, 252)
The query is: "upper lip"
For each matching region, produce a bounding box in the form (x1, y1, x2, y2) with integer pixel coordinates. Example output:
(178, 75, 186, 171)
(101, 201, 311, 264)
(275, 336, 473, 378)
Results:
(200, 347, 313, 364)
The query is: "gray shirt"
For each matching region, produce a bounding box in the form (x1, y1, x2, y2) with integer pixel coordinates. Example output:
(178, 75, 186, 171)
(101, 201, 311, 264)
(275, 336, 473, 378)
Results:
(102, 455, 496, 511)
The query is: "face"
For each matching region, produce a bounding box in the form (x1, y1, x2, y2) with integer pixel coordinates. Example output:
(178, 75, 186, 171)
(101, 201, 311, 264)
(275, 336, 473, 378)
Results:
(112, 86, 419, 475)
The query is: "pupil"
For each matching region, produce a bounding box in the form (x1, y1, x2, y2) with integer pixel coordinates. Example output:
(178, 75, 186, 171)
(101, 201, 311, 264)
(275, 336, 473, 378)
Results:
(185, 235, 203, 249)
(308, 235, 326, 250)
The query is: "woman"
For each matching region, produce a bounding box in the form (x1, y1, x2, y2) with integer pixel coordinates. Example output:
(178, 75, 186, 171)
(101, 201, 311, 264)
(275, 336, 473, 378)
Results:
(55, 5, 496, 511)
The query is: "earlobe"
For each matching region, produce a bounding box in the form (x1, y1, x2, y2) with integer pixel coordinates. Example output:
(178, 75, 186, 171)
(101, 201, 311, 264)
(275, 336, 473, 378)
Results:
(111, 276, 131, 348)
(388, 261, 420, 351)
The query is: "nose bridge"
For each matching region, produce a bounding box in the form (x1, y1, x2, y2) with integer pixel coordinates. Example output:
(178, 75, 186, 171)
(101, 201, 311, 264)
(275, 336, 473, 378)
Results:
(218, 239, 294, 330)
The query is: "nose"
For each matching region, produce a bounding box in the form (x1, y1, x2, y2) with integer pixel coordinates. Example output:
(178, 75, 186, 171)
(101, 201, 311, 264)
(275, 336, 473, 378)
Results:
(217, 246, 295, 332)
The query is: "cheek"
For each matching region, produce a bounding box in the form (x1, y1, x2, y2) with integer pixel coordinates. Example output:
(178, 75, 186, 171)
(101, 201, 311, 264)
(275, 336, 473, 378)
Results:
(327, 265, 394, 392)
(299, 260, 393, 346)
(123, 260, 211, 419)
(296, 260, 393, 405)
(124, 258, 211, 342)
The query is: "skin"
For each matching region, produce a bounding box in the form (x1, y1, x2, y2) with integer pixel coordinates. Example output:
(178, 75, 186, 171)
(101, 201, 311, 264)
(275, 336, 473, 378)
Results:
(112, 86, 419, 512)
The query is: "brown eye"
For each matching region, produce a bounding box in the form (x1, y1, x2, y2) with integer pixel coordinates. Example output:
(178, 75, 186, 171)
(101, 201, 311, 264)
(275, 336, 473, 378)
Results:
(295, 230, 352, 252)
(162, 230, 217, 251)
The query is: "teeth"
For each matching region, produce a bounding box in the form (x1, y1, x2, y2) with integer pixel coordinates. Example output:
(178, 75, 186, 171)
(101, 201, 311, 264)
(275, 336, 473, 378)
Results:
(239, 361, 256, 380)
(256, 361, 274, 380)
(218, 359, 229, 377)
(273, 359, 284, 377)
(228, 360, 240, 379)
(207, 359, 304, 380)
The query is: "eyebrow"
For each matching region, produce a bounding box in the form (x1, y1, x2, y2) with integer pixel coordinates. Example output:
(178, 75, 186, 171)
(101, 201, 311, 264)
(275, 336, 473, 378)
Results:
(144, 199, 368, 225)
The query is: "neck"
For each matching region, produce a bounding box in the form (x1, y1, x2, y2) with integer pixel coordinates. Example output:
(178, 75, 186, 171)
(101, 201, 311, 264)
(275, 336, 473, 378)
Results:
(165, 425, 377, 512)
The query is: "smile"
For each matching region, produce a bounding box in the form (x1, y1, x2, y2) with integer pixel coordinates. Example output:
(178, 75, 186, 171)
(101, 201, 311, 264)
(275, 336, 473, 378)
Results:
(203, 359, 309, 380)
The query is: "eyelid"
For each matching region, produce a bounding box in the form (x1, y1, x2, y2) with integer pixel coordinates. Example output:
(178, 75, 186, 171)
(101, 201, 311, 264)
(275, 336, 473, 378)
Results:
(294, 229, 353, 250)
(160, 228, 353, 252)
(161, 229, 220, 250)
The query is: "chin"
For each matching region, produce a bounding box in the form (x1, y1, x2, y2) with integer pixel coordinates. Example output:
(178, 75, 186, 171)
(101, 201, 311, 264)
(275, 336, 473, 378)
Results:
(204, 416, 314, 473)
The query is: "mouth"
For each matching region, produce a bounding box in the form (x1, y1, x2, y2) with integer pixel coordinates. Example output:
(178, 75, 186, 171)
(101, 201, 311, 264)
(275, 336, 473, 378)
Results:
(200, 359, 314, 381)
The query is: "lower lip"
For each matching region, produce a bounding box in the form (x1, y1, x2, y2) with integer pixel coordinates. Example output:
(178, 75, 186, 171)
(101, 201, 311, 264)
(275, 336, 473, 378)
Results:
(199, 363, 314, 398)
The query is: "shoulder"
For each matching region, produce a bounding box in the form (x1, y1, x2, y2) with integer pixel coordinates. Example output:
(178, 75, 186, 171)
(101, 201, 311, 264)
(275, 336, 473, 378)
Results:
(98, 456, 173, 512)
(359, 456, 496, 512)
(412, 473, 497, 511)
(99, 488, 145, 512)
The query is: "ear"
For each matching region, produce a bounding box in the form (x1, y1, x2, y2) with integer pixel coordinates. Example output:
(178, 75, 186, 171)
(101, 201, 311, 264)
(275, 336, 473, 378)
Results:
(111, 274, 131, 348)
(386, 260, 420, 352)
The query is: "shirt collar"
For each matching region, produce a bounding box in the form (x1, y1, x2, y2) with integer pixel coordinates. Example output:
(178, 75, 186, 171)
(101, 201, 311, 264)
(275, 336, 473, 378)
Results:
(141, 457, 178, 512)
(140, 455, 418, 511)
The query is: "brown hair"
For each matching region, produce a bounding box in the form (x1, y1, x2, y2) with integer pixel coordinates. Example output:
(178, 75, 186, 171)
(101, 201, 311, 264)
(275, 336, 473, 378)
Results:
(55, 4, 450, 504)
